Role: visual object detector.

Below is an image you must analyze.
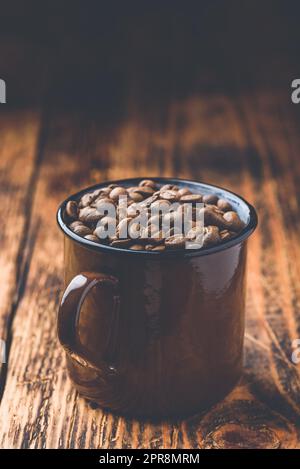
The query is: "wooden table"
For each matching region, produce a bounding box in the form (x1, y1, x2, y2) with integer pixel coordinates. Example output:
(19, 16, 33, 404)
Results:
(1, 40, 300, 447)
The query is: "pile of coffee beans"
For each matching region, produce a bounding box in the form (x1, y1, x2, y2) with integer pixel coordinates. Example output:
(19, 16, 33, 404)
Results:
(64, 180, 245, 251)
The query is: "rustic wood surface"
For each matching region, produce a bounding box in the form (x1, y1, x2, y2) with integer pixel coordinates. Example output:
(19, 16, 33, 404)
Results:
(0, 92, 300, 448)
(1, 44, 300, 447)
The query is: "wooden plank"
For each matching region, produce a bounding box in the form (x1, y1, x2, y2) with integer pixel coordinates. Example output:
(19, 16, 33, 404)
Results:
(0, 110, 41, 394)
(0, 88, 300, 448)
(237, 93, 300, 419)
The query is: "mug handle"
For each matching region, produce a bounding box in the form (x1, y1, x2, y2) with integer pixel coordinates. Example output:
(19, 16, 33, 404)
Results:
(57, 271, 120, 374)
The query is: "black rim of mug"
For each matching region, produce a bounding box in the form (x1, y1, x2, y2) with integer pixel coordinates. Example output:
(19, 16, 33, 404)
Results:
(56, 177, 258, 258)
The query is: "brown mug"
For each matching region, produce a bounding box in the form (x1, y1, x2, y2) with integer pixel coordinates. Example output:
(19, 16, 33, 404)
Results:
(57, 178, 257, 419)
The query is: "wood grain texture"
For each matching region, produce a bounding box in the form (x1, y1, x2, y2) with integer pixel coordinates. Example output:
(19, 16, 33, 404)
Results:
(0, 87, 300, 448)
(0, 111, 41, 396)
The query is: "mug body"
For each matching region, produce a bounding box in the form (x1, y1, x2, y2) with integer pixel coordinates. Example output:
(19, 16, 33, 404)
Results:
(57, 178, 257, 419)
(64, 237, 247, 418)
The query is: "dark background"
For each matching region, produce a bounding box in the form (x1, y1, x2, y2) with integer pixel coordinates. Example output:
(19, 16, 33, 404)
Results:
(1, 0, 300, 110)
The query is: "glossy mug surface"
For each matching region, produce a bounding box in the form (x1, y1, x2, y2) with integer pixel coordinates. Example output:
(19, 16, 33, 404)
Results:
(57, 178, 257, 419)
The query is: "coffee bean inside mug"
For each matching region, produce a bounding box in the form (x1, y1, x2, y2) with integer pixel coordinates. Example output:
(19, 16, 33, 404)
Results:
(57, 178, 257, 418)
(64, 179, 245, 251)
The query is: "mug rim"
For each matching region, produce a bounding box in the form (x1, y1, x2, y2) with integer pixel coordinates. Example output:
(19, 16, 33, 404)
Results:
(56, 177, 258, 258)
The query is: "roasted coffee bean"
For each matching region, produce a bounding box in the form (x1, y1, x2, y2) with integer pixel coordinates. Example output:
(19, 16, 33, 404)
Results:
(97, 186, 112, 196)
(127, 203, 138, 217)
(65, 180, 245, 252)
(110, 238, 132, 248)
(151, 199, 171, 211)
(65, 200, 78, 220)
(203, 194, 219, 205)
(151, 244, 166, 251)
(128, 186, 141, 193)
(117, 217, 133, 237)
(217, 198, 232, 212)
(133, 186, 155, 197)
(95, 197, 114, 210)
(128, 221, 142, 238)
(70, 222, 91, 237)
(139, 179, 158, 189)
(84, 234, 101, 243)
(91, 188, 103, 199)
(186, 242, 203, 249)
(79, 192, 95, 208)
(160, 184, 174, 192)
(94, 216, 116, 239)
(69, 220, 83, 230)
(107, 233, 118, 243)
(187, 226, 203, 240)
(165, 234, 186, 249)
(144, 223, 160, 237)
(203, 226, 220, 247)
(109, 186, 127, 201)
(145, 242, 166, 251)
(93, 225, 106, 239)
(90, 189, 112, 207)
(220, 229, 235, 240)
(129, 243, 145, 250)
(180, 194, 202, 203)
(201, 206, 229, 229)
(138, 225, 150, 240)
(98, 215, 116, 228)
(128, 190, 144, 202)
(160, 190, 179, 202)
(139, 193, 160, 207)
(79, 207, 102, 224)
(223, 211, 244, 232)
(178, 187, 191, 197)
(148, 214, 162, 226)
